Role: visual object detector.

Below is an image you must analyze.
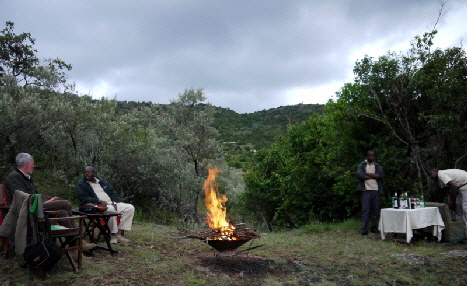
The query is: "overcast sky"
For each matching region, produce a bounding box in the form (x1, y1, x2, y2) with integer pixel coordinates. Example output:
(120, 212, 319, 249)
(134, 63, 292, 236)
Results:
(1, 0, 466, 113)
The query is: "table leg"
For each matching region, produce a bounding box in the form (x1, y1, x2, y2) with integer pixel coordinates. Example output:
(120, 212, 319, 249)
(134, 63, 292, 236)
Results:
(94, 217, 118, 255)
(81, 218, 95, 243)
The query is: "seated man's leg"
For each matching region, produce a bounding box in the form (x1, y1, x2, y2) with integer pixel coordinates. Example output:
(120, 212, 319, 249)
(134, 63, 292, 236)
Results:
(116, 203, 135, 232)
(106, 203, 134, 243)
(43, 200, 74, 228)
(105, 204, 119, 234)
(43, 200, 96, 252)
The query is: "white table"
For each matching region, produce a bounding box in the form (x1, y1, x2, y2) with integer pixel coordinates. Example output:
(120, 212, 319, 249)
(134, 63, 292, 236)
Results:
(379, 207, 445, 243)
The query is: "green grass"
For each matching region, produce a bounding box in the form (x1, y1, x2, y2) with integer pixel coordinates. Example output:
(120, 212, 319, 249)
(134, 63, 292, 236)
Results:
(1, 219, 467, 285)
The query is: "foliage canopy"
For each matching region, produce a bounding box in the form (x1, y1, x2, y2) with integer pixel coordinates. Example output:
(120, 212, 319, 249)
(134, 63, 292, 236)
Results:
(241, 28, 467, 229)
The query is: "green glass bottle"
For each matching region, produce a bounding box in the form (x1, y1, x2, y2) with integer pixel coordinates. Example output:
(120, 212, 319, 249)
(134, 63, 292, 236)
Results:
(420, 195, 425, 208)
(404, 192, 409, 209)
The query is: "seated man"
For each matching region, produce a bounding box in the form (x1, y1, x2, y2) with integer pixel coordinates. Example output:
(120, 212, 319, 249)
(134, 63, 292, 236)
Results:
(75, 166, 135, 243)
(4, 152, 96, 253)
(5, 153, 74, 227)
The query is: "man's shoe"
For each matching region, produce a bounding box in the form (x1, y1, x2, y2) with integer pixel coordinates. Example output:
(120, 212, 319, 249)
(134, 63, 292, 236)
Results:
(461, 239, 467, 244)
(115, 235, 130, 243)
(110, 236, 118, 244)
(371, 229, 380, 234)
(360, 231, 368, 236)
(82, 240, 96, 251)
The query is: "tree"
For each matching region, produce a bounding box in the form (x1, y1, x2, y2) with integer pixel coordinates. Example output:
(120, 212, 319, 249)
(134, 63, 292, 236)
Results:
(241, 115, 348, 229)
(0, 21, 71, 90)
(164, 88, 223, 221)
(349, 29, 467, 193)
(241, 13, 467, 227)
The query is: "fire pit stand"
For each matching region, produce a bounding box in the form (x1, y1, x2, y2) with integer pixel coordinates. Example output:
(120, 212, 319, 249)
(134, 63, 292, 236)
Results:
(179, 222, 262, 257)
(205, 238, 263, 257)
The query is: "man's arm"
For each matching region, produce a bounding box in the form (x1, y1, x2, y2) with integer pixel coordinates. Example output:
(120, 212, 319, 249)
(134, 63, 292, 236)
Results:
(364, 173, 380, 179)
(4, 172, 29, 205)
(436, 187, 447, 202)
(446, 181, 458, 209)
(75, 182, 99, 204)
(100, 179, 120, 203)
(364, 164, 384, 179)
(363, 164, 385, 180)
(357, 163, 368, 180)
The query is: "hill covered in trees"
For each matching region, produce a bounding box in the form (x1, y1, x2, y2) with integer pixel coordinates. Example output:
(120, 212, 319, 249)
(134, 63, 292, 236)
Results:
(211, 103, 324, 168)
(115, 101, 324, 168)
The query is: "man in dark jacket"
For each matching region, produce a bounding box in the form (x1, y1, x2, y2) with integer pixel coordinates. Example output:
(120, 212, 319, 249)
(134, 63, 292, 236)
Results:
(4, 152, 96, 253)
(5, 153, 73, 227)
(76, 166, 134, 243)
(357, 150, 384, 235)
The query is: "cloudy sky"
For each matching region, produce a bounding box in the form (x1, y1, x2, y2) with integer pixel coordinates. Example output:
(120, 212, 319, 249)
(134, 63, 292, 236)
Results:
(1, 0, 466, 113)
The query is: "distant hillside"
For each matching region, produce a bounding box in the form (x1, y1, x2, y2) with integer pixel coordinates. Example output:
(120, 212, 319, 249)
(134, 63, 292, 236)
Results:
(209, 104, 323, 168)
(116, 101, 324, 168)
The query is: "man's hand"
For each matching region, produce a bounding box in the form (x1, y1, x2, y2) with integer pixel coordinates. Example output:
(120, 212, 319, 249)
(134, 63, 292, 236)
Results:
(46, 196, 58, 203)
(447, 202, 457, 210)
(112, 202, 117, 211)
(364, 172, 380, 179)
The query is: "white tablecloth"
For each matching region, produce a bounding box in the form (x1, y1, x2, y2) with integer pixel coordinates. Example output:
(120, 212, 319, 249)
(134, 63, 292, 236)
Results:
(379, 207, 445, 242)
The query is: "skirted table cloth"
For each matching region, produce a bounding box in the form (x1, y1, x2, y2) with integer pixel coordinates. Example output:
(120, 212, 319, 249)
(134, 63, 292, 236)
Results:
(379, 207, 445, 243)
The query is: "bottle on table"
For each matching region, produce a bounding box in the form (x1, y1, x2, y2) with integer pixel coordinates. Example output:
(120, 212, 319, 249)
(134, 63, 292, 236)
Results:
(415, 197, 420, 208)
(420, 195, 425, 208)
(392, 193, 398, 208)
(399, 193, 406, 209)
(404, 192, 409, 209)
(410, 196, 415, 209)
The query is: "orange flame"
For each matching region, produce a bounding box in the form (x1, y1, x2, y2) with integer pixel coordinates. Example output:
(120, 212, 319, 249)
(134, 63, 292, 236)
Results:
(203, 167, 237, 239)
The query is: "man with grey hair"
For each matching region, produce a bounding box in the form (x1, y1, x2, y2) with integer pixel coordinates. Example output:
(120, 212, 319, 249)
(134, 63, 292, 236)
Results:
(4, 152, 96, 254)
(5, 153, 75, 224)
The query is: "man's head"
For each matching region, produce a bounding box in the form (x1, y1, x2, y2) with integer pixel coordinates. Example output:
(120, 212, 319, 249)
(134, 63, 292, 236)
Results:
(84, 166, 97, 182)
(16, 153, 34, 174)
(366, 150, 375, 163)
(428, 168, 439, 180)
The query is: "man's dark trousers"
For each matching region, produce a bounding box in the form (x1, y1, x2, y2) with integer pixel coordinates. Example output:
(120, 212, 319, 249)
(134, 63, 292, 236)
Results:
(361, 190, 380, 233)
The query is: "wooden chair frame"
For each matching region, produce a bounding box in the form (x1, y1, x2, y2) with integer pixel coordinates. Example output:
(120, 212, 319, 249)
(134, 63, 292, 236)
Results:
(41, 213, 87, 272)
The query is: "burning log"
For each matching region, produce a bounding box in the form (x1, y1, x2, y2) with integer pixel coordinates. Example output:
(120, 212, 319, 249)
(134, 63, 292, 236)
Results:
(180, 223, 260, 241)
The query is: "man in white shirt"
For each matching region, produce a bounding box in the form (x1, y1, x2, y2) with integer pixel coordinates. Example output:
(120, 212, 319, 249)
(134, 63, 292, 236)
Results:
(75, 166, 135, 244)
(357, 150, 385, 235)
(429, 168, 467, 242)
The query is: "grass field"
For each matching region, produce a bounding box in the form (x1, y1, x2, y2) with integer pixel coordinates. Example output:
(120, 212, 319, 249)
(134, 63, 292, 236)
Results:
(1, 219, 466, 285)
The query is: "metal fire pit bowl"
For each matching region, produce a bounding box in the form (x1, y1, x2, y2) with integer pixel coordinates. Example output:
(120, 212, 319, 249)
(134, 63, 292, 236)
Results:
(206, 239, 250, 252)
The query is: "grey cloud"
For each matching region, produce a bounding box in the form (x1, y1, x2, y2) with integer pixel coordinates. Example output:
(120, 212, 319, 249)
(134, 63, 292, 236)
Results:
(1, 0, 465, 113)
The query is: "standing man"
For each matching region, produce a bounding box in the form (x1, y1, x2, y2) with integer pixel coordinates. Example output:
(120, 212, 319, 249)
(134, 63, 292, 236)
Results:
(75, 166, 135, 244)
(428, 168, 467, 243)
(357, 150, 385, 235)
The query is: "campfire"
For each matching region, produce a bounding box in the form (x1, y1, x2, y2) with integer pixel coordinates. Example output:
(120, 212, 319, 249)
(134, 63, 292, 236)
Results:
(181, 167, 260, 255)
